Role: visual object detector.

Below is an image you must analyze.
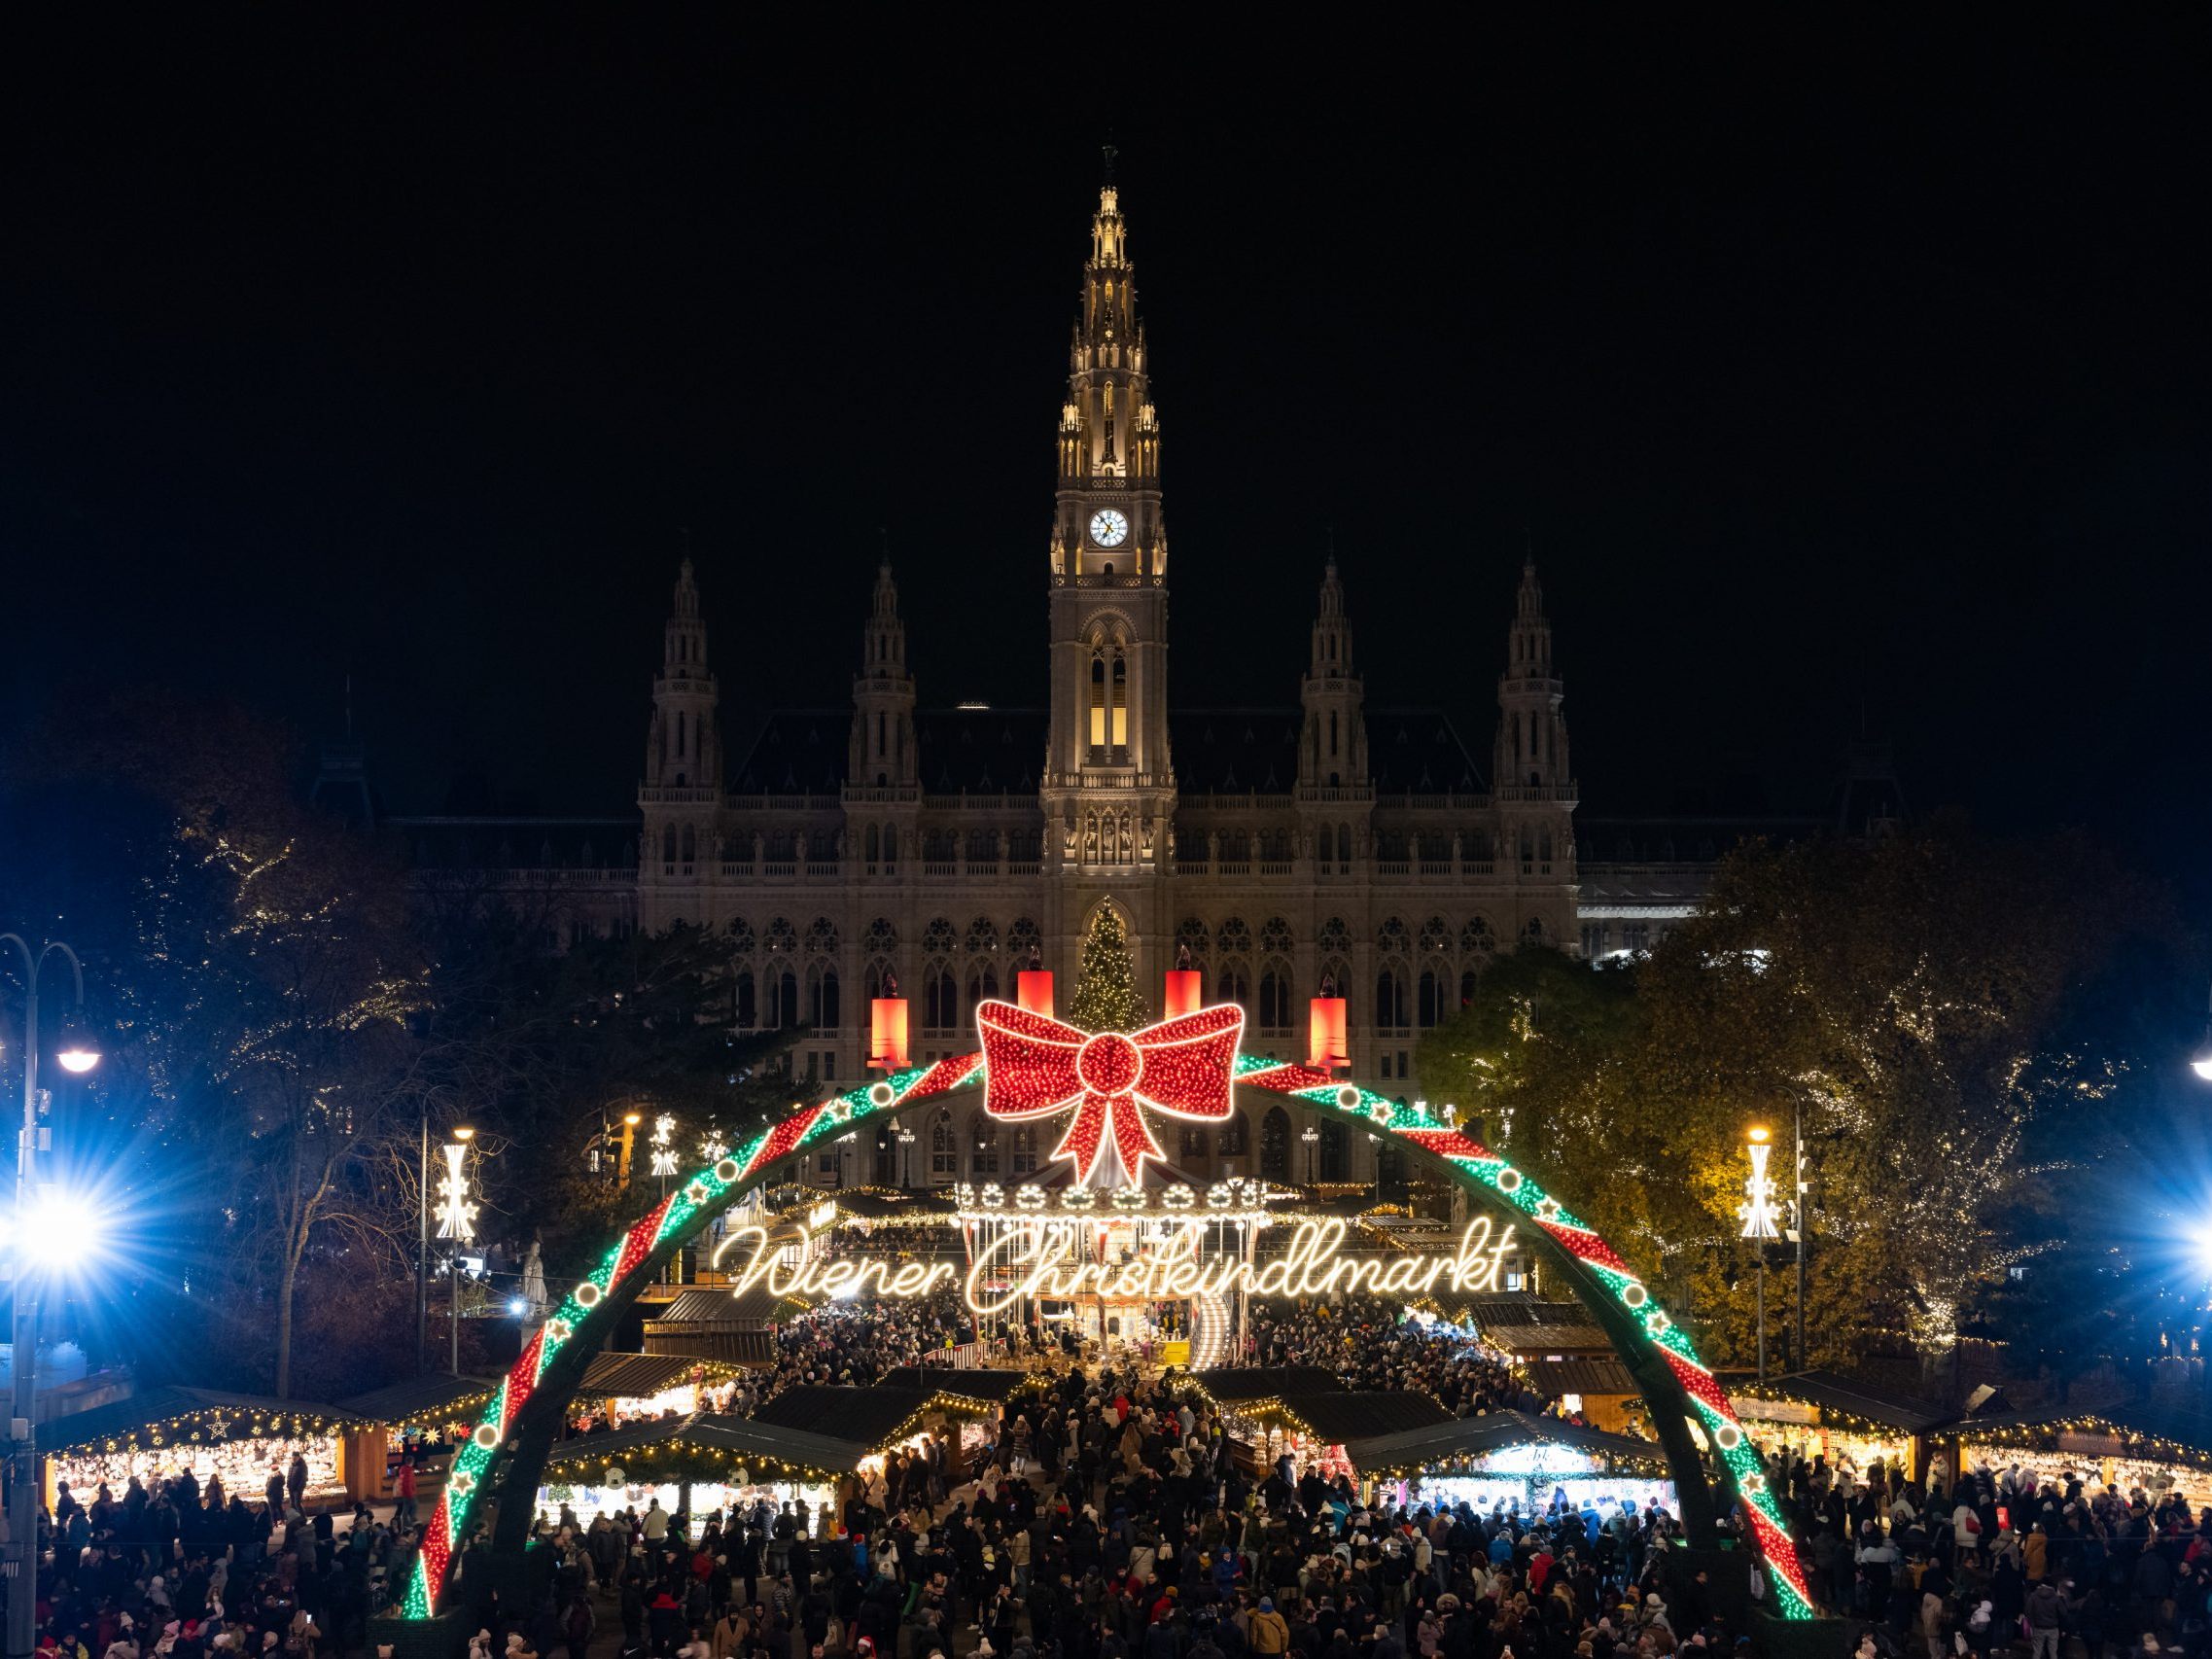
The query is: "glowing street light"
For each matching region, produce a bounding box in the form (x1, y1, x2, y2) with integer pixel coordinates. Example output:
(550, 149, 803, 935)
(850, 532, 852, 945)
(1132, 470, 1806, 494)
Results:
(1739, 1123, 1780, 1384)
(1, 930, 101, 1658)
(2192, 986, 2212, 1081)
(1738, 1125, 1782, 1240)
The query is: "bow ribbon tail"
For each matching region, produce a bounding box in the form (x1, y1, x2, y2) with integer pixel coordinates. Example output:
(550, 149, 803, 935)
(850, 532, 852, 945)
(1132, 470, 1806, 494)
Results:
(1105, 1092, 1165, 1184)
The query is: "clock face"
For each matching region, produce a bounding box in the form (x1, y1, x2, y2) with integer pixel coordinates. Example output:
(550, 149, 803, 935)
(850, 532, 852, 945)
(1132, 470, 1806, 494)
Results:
(1088, 509, 1129, 548)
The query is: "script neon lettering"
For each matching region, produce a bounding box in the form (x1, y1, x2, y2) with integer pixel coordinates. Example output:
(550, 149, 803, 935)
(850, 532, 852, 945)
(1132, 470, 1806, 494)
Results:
(712, 1217, 1518, 1315)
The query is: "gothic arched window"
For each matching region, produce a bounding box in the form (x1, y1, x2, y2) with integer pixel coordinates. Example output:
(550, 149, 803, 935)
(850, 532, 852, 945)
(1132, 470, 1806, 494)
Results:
(1089, 656, 1107, 752)
(1418, 970, 1445, 1029)
(774, 971, 799, 1029)
(809, 967, 840, 1029)
(661, 825, 677, 869)
(930, 1115, 957, 1178)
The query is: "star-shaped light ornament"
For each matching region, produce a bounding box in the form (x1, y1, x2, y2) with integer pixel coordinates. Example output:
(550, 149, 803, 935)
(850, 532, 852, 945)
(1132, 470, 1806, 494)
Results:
(1642, 1309, 1671, 1337)
(1534, 1197, 1563, 1222)
(685, 1180, 711, 1205)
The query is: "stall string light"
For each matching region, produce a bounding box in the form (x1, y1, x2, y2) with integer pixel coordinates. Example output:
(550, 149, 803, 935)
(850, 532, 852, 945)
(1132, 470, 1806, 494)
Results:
(403, 1035, 1820, 1622)
(56, 1407, 376, 1459)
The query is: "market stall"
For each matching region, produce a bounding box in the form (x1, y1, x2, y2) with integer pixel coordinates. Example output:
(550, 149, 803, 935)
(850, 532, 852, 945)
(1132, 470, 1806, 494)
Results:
(573, 1352, 753, 1428)
(334, 1374, 501, 1500)
(1344, 1407, 1674, 1517)
(42, 1387, 377, 1506)
(1732, 1370, 1953, 1487)
(1957, 1404, 2212, 1505)
(539, 1380, 1013, 1530)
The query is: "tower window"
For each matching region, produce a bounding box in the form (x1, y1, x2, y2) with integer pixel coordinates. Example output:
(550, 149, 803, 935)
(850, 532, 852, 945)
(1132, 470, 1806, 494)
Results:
(1328, 711, 1338, 758)
(1089, 656, 1106, 750)
(1110, 653, 1128, 749)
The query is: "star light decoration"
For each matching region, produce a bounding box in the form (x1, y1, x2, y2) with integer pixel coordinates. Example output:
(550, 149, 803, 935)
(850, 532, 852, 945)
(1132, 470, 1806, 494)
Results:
(650, 1112, 680, 1179)
(435, 1142, 477, 1243)
(402, 999, 1823, 1628)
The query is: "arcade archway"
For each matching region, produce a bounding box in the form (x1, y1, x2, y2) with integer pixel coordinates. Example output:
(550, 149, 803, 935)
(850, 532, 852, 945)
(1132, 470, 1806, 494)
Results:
(397, 1038, 1818, 1625)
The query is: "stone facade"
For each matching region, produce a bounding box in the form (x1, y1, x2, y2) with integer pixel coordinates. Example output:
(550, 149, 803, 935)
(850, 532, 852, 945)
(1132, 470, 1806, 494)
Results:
(390, 182, 1868, 1196)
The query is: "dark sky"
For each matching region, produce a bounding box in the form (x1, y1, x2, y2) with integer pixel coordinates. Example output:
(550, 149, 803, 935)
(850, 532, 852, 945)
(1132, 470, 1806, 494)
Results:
(6, 22, 2207, 895)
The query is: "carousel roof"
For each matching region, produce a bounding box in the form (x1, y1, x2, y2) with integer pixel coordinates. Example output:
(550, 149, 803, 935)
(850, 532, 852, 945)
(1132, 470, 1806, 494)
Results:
(335, 1374, 501, 1427)
(1340, 1407, 1666, 1478)
(44, 1388, 373, 1457)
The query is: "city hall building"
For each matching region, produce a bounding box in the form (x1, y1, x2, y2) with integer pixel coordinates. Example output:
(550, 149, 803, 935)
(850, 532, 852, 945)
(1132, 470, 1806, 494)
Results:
(381, 183, 1898, 1193)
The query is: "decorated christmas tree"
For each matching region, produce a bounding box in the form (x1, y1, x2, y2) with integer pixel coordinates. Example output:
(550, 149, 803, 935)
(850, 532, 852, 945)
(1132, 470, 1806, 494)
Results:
(1069, 903, 1149, 1032)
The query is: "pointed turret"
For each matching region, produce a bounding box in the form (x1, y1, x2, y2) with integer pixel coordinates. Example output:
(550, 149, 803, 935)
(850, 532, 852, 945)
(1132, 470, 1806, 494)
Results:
(1299, 557, 1368, 791)
(850, 559, 918, 790)
(1493, 559, 1569, 791)
(644, 558, 720, 792)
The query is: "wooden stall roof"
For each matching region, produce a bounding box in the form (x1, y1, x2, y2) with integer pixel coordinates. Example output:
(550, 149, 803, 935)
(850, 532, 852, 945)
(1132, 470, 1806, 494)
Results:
(878, 1367, 1036, 1401)
(1738, 1369, 1956, 1434)
(1523, 1358, 1641, 1397)
(1190, 1366, 1343, 1403)
(1264, 1391, 1455, 1442)
(44, 1388, 371, 1456)
(1958, 1402, 2212, 1465)
(546, 1411, 871, 1479)
(334, 1375, 500, 1427)
(751, 1384, 999, 1447)
(1478, 1323, 1612, 1356)
(576, 1352, 744, 1399)
(1342, 1408, 1666, 1477)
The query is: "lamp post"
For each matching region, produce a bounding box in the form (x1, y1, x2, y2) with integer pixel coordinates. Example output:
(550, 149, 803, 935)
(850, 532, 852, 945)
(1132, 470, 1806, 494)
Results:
(1300, 1123, 1319, 1186)
(617, 1112, 642, 1188)
(1, 933, 100, 1659)
(1739, 1123, 1782, 1383)
(436, 1127, 477, 1376)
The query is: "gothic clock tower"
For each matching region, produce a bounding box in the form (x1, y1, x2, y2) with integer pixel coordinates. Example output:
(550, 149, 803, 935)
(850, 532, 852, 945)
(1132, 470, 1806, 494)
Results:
(1042, 169, 1176, 979)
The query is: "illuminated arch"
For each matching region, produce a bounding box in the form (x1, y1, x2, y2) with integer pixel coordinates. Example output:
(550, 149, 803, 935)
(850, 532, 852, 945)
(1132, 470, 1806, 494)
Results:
(398, 1052, 1818, 1624)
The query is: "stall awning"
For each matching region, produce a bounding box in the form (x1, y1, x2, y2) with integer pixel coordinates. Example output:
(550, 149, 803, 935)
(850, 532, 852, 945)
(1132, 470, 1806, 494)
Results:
(577, 1353, 743, 1400)
(546, 1412, 873, 1482)
(751, 1384, 998, 1447)
(1190, 1366, 1343, 1403)
(1958, 1403, 2212, 1466)
(1525, 1359, 1640, 1398)
(44, 1388, 371, 1457)
(335, 1375, 500, 1428)
(878, 1367, 1036, 1402)
(1738, 1370, 1956, 1434)
(1252, 1391, 1455, 1442)
(1341, 1408, 1666, 1478)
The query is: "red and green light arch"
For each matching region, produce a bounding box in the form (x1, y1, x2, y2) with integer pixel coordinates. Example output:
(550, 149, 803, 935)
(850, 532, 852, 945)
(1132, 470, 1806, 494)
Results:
(400, 1047, 1817, 1623)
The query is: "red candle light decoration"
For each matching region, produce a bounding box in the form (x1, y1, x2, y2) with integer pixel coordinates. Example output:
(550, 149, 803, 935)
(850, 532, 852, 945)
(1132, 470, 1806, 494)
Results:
(868, 998, 909, 1071)
(1017, 970, 1055, 1018)
(1308, 996, 1349, 1071)
(1162, 969, 1204, 1019)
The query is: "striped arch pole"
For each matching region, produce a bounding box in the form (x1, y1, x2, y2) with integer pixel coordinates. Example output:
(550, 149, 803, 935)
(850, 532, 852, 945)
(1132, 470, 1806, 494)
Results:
(397, 1052, 1819, 1626)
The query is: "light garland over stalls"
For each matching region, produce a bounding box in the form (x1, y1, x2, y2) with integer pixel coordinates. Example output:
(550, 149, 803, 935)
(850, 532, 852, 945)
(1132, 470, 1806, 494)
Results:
(400, 1018, 1820, 1624)
(52, 1434, 345, 1501)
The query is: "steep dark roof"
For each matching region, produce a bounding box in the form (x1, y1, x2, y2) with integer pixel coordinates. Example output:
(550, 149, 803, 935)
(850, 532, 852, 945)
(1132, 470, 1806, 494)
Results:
(722, 705, 1487, 797)
(647, 1288, 805, 1327)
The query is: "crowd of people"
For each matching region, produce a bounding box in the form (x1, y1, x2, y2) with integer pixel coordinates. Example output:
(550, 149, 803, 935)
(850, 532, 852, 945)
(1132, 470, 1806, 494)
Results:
(1246, 1300, 1583, 1424)
(1766, 1449, 2212, 1657)
(507, 1344, 1706, 1659)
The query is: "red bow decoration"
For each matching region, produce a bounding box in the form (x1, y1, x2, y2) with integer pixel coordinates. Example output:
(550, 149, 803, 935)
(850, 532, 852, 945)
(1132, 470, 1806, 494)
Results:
(974, 1000, 1245, 1184)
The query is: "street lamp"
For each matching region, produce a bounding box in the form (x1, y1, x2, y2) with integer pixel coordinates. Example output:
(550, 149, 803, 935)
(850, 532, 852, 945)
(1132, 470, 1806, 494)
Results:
(2191, 984, 2212, 1081)
(1, 932, 100, 1659)
(1300, 1123, 1319, 1186)
(437, 1127, 478, 1376)
(1739, 1124, 1781, 1383)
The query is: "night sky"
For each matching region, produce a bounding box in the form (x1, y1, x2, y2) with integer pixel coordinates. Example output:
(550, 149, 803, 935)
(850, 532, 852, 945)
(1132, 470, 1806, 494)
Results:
(6, 23, 2206, 898)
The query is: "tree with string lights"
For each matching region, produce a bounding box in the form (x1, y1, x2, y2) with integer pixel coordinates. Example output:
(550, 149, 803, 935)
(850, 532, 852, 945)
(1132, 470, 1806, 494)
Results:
(1068, 902, 1148, 1033)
